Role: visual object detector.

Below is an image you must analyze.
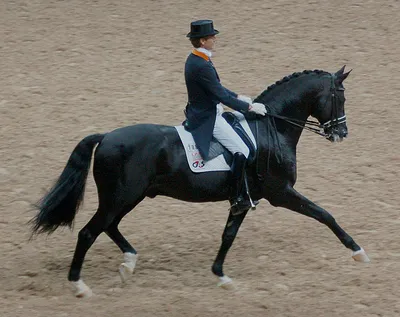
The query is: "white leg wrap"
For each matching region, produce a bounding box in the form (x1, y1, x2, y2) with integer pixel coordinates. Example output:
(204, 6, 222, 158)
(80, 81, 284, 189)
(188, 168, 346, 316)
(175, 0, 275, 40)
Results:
(70, 279, 92, 298)
(119, 252, 138, 283)
(352, 247, 370, 263)
(217, 275, 235, 290)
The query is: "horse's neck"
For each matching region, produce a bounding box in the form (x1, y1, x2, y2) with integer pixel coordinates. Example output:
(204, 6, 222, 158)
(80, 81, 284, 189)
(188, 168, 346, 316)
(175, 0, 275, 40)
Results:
(257, 78, 319, 148)
(280, 101, 311, 147)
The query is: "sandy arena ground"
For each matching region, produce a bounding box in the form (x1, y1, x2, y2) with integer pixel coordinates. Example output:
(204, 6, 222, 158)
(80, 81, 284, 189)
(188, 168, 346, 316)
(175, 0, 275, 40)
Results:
(1, 1, 400, 316)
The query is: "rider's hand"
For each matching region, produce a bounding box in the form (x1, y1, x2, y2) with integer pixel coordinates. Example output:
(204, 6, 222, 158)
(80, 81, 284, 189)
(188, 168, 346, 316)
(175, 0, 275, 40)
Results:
(237, 95, 253, 104)
(248, 102, 267, 116)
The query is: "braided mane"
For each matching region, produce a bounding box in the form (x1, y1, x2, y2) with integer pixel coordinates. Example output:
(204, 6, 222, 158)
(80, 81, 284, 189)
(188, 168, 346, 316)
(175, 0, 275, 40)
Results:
(255, 69, 328, 102)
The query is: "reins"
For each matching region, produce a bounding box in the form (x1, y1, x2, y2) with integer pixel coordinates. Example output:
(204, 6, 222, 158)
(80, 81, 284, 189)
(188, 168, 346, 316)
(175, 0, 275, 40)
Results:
(264, 113, 326, 137)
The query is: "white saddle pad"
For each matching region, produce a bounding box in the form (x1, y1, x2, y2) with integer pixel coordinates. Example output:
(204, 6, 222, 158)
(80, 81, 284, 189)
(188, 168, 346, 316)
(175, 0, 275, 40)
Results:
(175, 111, 257, 173)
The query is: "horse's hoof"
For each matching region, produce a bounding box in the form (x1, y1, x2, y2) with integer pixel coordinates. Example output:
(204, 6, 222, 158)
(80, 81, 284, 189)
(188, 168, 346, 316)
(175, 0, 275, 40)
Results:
(217, 275, 236, 290)
(119, 263, 134, 283)
(119, 252, 137, 283)
(352, 248, 370, 263)
(71, 279, 93, 298)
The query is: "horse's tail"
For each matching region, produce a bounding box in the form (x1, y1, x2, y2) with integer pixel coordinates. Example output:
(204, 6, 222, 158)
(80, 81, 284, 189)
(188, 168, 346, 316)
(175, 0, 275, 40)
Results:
(30, 133, 105, 235)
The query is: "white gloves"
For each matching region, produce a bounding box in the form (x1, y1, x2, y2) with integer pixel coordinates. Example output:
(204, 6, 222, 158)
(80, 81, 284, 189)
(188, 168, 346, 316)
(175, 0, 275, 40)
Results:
(238, 95, 267, 116)
(249, 102, 267, 116)
(237, 94, 253, 104)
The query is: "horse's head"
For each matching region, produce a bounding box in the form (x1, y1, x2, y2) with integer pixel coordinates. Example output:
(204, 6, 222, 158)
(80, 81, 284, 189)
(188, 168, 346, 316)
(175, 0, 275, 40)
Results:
(253, 67, 353, 143)
(312, 65, 352, 142)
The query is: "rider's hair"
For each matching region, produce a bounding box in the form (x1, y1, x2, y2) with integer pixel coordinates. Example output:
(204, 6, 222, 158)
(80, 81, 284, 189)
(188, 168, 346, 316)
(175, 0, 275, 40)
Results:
(190, 38, 202, 48)
(190, 35, 214, 48)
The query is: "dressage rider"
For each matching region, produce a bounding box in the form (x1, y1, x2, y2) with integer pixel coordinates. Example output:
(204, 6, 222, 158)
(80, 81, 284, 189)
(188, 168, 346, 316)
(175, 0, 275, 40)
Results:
(184, 19, 267, 212)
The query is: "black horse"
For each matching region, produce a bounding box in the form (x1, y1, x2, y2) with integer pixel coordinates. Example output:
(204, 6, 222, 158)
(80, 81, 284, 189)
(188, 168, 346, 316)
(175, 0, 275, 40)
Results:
(31, 66, 369, 298)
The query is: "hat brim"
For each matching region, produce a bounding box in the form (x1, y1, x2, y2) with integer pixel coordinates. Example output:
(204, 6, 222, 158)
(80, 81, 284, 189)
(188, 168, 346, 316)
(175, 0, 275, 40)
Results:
(186, 29, 219, 38)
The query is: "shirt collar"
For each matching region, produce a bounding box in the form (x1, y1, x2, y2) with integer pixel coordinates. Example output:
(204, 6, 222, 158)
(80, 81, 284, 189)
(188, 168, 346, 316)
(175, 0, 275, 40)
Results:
(195, 47, 212, 58)
(192, 48, 213, 62)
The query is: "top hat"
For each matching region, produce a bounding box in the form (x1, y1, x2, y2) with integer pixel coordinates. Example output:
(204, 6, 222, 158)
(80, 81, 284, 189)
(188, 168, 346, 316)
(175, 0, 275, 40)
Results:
(186, 20, 219, 39)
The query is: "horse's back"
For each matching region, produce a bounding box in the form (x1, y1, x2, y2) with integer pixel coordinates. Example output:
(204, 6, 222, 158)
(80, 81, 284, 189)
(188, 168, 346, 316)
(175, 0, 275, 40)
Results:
(92, 122, 190, 197)
(98, 123, 175, 147)
(94, 123, 181, 164)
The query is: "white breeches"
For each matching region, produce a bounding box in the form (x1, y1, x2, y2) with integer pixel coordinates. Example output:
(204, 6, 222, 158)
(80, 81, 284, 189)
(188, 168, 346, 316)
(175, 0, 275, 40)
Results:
(213, 106, 250, 158)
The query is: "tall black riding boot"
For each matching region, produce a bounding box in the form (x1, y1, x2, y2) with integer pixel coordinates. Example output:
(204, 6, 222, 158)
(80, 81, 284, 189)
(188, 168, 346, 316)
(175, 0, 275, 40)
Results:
(230, 152, 251, 212)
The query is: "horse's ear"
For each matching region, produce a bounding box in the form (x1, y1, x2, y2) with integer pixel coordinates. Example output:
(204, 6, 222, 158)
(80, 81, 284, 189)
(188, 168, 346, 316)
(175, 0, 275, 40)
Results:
(341, 69, 352, 82)
(335, 66, 352, 83)
(336, 65, 346, 76)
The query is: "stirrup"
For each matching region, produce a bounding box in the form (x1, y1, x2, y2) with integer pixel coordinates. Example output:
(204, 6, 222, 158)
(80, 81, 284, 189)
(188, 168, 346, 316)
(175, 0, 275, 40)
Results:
(251, 200, 260, 209)
(243, 174, 257, 210)
(229, 199, 259, 212)
(229, 198, 251, 215)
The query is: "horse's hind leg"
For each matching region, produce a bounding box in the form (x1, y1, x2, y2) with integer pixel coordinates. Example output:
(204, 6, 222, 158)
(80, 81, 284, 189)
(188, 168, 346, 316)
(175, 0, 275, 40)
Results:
(270, 186, 370, 262)
(67, 206, 117, 298)
(106, 221, 138, 284)
(104, 197, 145, 283)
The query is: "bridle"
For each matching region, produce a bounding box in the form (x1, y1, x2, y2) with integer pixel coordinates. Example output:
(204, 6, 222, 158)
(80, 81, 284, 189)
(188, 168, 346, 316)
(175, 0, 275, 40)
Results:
(321, 74, 347, 137)
(262, 73, 346, 139)
(254, 73, 347, 181)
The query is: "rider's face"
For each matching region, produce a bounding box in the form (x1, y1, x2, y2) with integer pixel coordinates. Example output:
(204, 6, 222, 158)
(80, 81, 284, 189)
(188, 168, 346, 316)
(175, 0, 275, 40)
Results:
(201, 35, 216, 51)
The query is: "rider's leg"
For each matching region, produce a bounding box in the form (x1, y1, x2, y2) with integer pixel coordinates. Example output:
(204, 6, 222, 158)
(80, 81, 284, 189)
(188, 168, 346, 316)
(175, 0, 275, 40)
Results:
(230, 152, 252, 211)
(213, 115, 251, 211)
(213, 115, 250, 158)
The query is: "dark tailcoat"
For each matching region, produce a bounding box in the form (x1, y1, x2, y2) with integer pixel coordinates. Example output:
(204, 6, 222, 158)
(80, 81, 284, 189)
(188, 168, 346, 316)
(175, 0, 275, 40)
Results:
(184, 50, 250, 159)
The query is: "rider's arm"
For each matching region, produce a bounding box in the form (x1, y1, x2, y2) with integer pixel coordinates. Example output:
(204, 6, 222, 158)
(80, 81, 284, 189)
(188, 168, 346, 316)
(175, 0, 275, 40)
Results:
(198, 63, 250, 113)
(224, 87, 237, 97)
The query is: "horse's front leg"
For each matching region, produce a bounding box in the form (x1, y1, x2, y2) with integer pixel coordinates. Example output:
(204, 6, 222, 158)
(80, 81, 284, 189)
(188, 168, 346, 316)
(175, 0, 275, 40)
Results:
(212, 207, 249, 290)
(269, 186, 370, 262)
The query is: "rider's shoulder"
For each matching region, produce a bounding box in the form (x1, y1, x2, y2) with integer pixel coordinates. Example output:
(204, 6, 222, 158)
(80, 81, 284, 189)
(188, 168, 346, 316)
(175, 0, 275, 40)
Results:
(187, 56, 211, 71)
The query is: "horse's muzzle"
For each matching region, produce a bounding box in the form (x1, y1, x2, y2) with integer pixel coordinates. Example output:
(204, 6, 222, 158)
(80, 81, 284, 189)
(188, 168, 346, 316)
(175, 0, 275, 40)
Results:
(326, 124, 348, 142)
